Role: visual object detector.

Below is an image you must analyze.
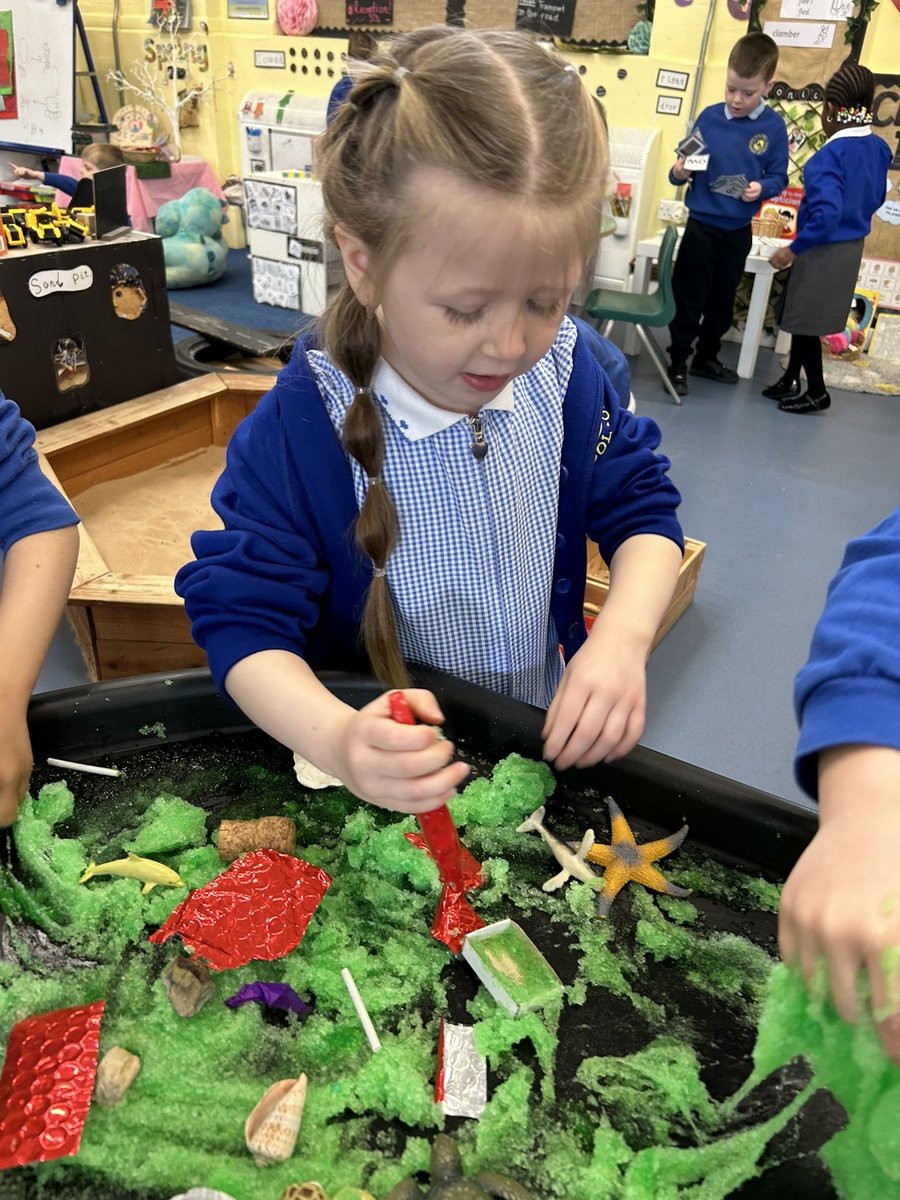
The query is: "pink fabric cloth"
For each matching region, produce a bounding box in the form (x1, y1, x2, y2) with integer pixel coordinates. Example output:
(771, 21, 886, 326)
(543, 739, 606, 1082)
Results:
(56, 156, 225, 232)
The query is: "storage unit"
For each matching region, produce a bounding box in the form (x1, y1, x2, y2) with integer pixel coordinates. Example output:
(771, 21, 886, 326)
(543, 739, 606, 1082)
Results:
(245, 172, 344, 313)
(593, 126, 661, 293)
(238, 91, 328, 178)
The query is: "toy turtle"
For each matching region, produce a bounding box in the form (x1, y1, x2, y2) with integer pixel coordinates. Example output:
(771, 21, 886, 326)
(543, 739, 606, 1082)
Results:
(384, 1134, 536, 1200)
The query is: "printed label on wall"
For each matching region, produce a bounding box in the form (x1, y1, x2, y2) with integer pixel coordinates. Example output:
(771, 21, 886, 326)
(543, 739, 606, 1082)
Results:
(515, 0, 577, 38)
(764, 19, 836, 47)
(778, 0, 852, 20)
(29, 265, 93, 299)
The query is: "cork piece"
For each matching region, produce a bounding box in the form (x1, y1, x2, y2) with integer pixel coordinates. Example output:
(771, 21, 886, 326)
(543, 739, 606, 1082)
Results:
(94, 1046, 141, 1108)
(162, 955, 216, 1018)
(217, 816, 297, 864)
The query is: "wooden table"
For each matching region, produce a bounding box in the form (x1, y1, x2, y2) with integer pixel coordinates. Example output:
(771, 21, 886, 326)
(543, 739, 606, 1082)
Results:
(628, 228, 791, 379)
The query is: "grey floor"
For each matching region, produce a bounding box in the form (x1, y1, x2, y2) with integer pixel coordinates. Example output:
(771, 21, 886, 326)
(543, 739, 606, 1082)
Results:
(31, 336, 900, 811)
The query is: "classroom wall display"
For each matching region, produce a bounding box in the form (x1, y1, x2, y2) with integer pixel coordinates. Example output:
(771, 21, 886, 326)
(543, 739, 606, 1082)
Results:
(865, 74, 900, 266)
(750, 0, 870, 99)
(0, 235, 177, 429)
(312, 0, 444, 29)
(0, 0, 75, 155)
(463, 0, 639, 46)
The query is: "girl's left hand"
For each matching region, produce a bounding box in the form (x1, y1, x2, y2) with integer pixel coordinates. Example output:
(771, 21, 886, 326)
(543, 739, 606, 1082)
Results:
(769, 246, 796, 270)
(542, 622, 647, 771)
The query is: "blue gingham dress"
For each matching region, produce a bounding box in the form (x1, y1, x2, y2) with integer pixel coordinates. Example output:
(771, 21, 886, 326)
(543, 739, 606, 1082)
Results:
(308, 317, 577, 708)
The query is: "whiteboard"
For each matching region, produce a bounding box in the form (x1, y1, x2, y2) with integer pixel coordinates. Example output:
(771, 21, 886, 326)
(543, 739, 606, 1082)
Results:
(0, 0, 74, 155)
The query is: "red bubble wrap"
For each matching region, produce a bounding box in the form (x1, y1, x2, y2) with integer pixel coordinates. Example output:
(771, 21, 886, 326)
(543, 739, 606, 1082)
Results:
(149, 850, 331, 970)
(390, 691, 485, 953)
(0, 1000, 105, 1169)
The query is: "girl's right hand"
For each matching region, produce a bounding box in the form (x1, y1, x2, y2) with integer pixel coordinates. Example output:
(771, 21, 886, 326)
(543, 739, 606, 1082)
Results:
(334, 689, 470, 814)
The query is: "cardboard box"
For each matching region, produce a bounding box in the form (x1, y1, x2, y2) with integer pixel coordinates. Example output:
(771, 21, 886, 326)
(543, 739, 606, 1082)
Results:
(584, 537, 706, 649)
(36, 374, 270, 681)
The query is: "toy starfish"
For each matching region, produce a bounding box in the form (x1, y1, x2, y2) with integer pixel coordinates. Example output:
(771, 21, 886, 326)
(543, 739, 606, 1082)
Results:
(587, 797, 691, 918)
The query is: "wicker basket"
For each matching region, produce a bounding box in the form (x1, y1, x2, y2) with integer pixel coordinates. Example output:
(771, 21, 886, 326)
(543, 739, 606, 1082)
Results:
(751, 215, 788, 238)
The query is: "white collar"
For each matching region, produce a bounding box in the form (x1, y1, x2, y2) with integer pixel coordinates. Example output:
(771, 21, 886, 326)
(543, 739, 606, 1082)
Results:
(724, 99, 766, 121)
(372, 358, 515, 442)
(828, 125, 873, 142)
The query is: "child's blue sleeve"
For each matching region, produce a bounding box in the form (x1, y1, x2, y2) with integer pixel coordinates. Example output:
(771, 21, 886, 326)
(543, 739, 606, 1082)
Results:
(791, 151, 844, 255)
(794, 507, 900, 798)
(43, 172, 78, 196)
(577, 319, 632, 410)
(0, 395, 78, 554)
(757, 115, 789, 202)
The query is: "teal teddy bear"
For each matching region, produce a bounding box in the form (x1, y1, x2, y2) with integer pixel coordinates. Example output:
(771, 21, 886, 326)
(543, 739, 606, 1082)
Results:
(156, 187, 229, 288)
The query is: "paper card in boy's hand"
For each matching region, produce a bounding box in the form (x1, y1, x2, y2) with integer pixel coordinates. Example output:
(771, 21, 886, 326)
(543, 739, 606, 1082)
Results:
(676, 129, 706, 159)
(711, 174, 749, 198)
(685, 154, 710, 172)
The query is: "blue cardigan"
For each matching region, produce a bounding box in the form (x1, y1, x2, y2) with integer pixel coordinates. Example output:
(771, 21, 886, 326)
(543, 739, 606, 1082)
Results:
(669, 103, 789, 231)
(792, 131, 892, 256)
(794, 507, 900, 798)
(0, 395, 78, 554)
(175, 318, 683, 696)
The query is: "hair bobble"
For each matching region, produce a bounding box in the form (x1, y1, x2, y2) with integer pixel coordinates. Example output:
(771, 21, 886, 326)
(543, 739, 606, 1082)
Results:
(834, 104, 872, 125)
(368, 475, 383, 486)
(372, 567, 387, 578)
(393, 66, 409, 84)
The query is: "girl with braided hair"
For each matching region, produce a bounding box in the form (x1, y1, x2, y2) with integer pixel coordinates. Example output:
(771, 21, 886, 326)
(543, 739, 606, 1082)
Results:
(176, 27, 683, 813)
(764, 62, 891, 413)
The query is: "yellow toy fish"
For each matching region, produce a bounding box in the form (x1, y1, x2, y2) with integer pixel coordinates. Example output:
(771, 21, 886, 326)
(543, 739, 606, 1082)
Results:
(78, 851, 185, 894)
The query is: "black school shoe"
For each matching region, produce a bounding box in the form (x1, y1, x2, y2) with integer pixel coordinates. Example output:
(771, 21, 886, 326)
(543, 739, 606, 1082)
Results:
(762, 374, 802, 400)
(778, 390, 831, 414)
(690, 358, 739, 384)
(667, 364, 688, 396)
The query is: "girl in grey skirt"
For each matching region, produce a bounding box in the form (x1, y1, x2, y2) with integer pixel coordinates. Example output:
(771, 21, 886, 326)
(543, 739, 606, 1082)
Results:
(762, 64, 891, 413)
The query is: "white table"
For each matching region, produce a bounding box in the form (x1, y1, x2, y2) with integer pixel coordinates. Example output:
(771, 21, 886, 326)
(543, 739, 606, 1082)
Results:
(628, 229, 791, 380)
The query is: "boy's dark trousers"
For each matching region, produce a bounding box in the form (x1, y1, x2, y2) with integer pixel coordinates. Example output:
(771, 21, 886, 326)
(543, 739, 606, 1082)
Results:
(668, 217, 753, 367)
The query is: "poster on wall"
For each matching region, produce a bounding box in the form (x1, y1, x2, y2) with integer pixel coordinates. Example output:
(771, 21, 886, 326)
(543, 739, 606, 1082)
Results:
(347, 1, 393, 23)
(0, 9, 17, 121)
(313, 0, 444, 28)
(245, 178, 298, 235)
(753, 0, 861, 98)
(228, 0, 270, 17)
(465, 0, 636, 47)
(515, 0, 577, 38)
(865, 74, 900, 266)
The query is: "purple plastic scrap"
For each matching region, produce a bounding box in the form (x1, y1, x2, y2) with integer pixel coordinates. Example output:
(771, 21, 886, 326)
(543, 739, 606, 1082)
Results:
(224, 981, 312, 1019)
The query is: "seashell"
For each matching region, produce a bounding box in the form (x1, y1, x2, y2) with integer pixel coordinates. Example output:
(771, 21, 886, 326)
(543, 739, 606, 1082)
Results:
(245, 1074, 307, 1167)
(293, 752, 342, 790)
(279, 1185, 328, 1200)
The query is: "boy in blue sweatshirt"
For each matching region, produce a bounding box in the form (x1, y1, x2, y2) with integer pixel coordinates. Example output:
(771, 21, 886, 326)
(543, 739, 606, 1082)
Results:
(780, 506, 900, 1065)
(666, 33, 788, 396)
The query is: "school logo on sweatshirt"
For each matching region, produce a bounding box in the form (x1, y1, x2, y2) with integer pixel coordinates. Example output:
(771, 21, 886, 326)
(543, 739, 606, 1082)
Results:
(749, 132, 769, 155)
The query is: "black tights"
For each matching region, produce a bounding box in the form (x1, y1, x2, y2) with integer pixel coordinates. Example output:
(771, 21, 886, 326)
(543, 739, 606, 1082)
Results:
(786, 334, 826, 398)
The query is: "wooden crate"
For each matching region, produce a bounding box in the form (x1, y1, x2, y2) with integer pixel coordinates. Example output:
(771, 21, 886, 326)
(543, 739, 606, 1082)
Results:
(36, 374, 272, 681)
(584, 537, 706, 650)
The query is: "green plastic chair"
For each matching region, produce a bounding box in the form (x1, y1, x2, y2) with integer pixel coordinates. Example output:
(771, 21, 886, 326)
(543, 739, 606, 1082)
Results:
(585, 224, 682, 405)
